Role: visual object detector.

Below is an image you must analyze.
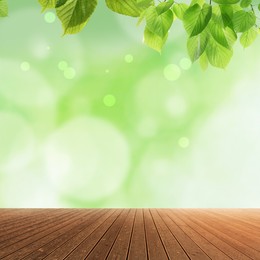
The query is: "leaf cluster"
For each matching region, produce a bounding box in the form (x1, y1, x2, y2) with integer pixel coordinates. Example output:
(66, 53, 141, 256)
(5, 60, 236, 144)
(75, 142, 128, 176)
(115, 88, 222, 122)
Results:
(1, 0, 260, 69)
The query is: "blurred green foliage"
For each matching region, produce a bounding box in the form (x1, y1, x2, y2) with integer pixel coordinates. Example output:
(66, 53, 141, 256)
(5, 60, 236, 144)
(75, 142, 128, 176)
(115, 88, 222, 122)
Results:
(0, 1, 260, 208)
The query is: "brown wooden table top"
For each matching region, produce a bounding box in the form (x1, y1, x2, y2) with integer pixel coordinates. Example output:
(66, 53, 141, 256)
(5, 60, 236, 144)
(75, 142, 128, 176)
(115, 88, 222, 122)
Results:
(0, 209, 259, 259)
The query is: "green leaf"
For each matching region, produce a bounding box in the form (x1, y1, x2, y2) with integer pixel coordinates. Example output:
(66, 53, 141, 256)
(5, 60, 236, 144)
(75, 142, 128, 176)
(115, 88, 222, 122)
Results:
(143, 26, 168, 52)
(209, 19, 230, 49)
(209, 13, 237, 49)
(240, 26, 258, 47)
(232, 10, 256, 32)
(56, 0, 97, 34)
(183, 3, 212, 37)
(224, 27, 237, 46)
(240, 0, 252, 8)
(214, 5, 234, 28)
(136, 0, 153, 6)
(199, 52, 208, 70)
(0, 0, 8, 17)
(156, 0, 174, 15)
(38, 0, 56, 10)
(56, 0, 67, 8)
(190, 0, 205, 7)
(105, 0, 152, 17)
(206, 37, 233, 68)
(137, 9, 147, 26)
(232, 3, 243, 12)
(145, 6, 173, 38)
(212, 0, 239, 4)
(187, 29, 209, 62)
(172, 3, 188, 20)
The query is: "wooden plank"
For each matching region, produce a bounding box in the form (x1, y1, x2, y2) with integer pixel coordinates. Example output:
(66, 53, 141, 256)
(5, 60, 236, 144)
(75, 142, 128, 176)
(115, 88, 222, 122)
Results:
(150, 209, 189, 260)
(205, 209, 260, 231)
(143, 209, 168, 260)
(86, 209, 130, 259)
(44, 209, 117, 260)
(177, 209, 251, 260)
(57, 209, 123, 259)
(215, 209, 260, 225)
(107, 209, 136, 260)
(0, 210, 82, 258)
(0, 209, 48, 234)
(195, 209, 260, 251)
(0, 209, 75, 247)
(4, 209, 100, 260)
(168, 209, 231, 259)
(0, 209, 71, 243)
(203, 210, 260, 241)
(0, 209, 44, 228)
(0, 209, 259, 259)
(183, 209, 260, 259)
(158, 209, 210, 260)
(128, 209, 147, 260)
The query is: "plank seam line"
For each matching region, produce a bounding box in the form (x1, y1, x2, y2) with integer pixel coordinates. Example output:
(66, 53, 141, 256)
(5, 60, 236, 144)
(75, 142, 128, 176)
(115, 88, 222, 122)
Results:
(0, 210, 75, 246)
(173, 210, 233, 260)
(166, 210, 214, 259)
(84, 209, 127, 259)
(178, 209, 252, 259)
(0, 210, 48, 229)
(193, 210, 259, 256)
(207, 210, 260, 230)
(181, 210, 255, 260)
(23, 209, 102, 260)
(105, 209, 132, 259)
(0, 211, 84, 259)
(47, 209, 116, 260)
(149, 209, 170, 260)
(62, 209, 119, 259)
(60, 211, 115, 259)
(0, 210, 71, 242)
(143, 209, 149, 260)
(156, 209, 191, 260)
(126, 209, 137, 260)
(202, 210, 260, 239)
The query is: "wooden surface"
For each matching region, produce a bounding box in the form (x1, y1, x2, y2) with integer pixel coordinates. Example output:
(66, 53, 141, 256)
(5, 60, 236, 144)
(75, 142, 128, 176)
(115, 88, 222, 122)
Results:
(0, 209, 259, 259)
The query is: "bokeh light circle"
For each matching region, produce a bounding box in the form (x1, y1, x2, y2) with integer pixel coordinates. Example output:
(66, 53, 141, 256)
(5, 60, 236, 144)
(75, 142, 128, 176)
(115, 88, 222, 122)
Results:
(103, 94, 116, 107)
(64, 67, 76, 79)
(43, 116, 129, 201)
(179, 58, 192, 70)
(0, 168, 60, 208)
(165, 95, 187, 118)
(0, 60, 55, 107)
(58, 61, 68, 71)
(178, 137, 190, 148)
(164, 64, 181, 81)
(0, 112, 35, 172)
(124, 54, 134, 63)
(44, 12, 56, 24)
(20, 61, 30, 71)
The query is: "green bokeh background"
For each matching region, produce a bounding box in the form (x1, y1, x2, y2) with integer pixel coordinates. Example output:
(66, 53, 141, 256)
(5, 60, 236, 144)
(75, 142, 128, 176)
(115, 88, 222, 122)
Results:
(0, 1, 259, 208)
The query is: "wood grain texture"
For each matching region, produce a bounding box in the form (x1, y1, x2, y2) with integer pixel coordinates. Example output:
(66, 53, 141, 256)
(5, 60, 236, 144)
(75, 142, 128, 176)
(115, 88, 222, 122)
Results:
(0, 209, 259, 259)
